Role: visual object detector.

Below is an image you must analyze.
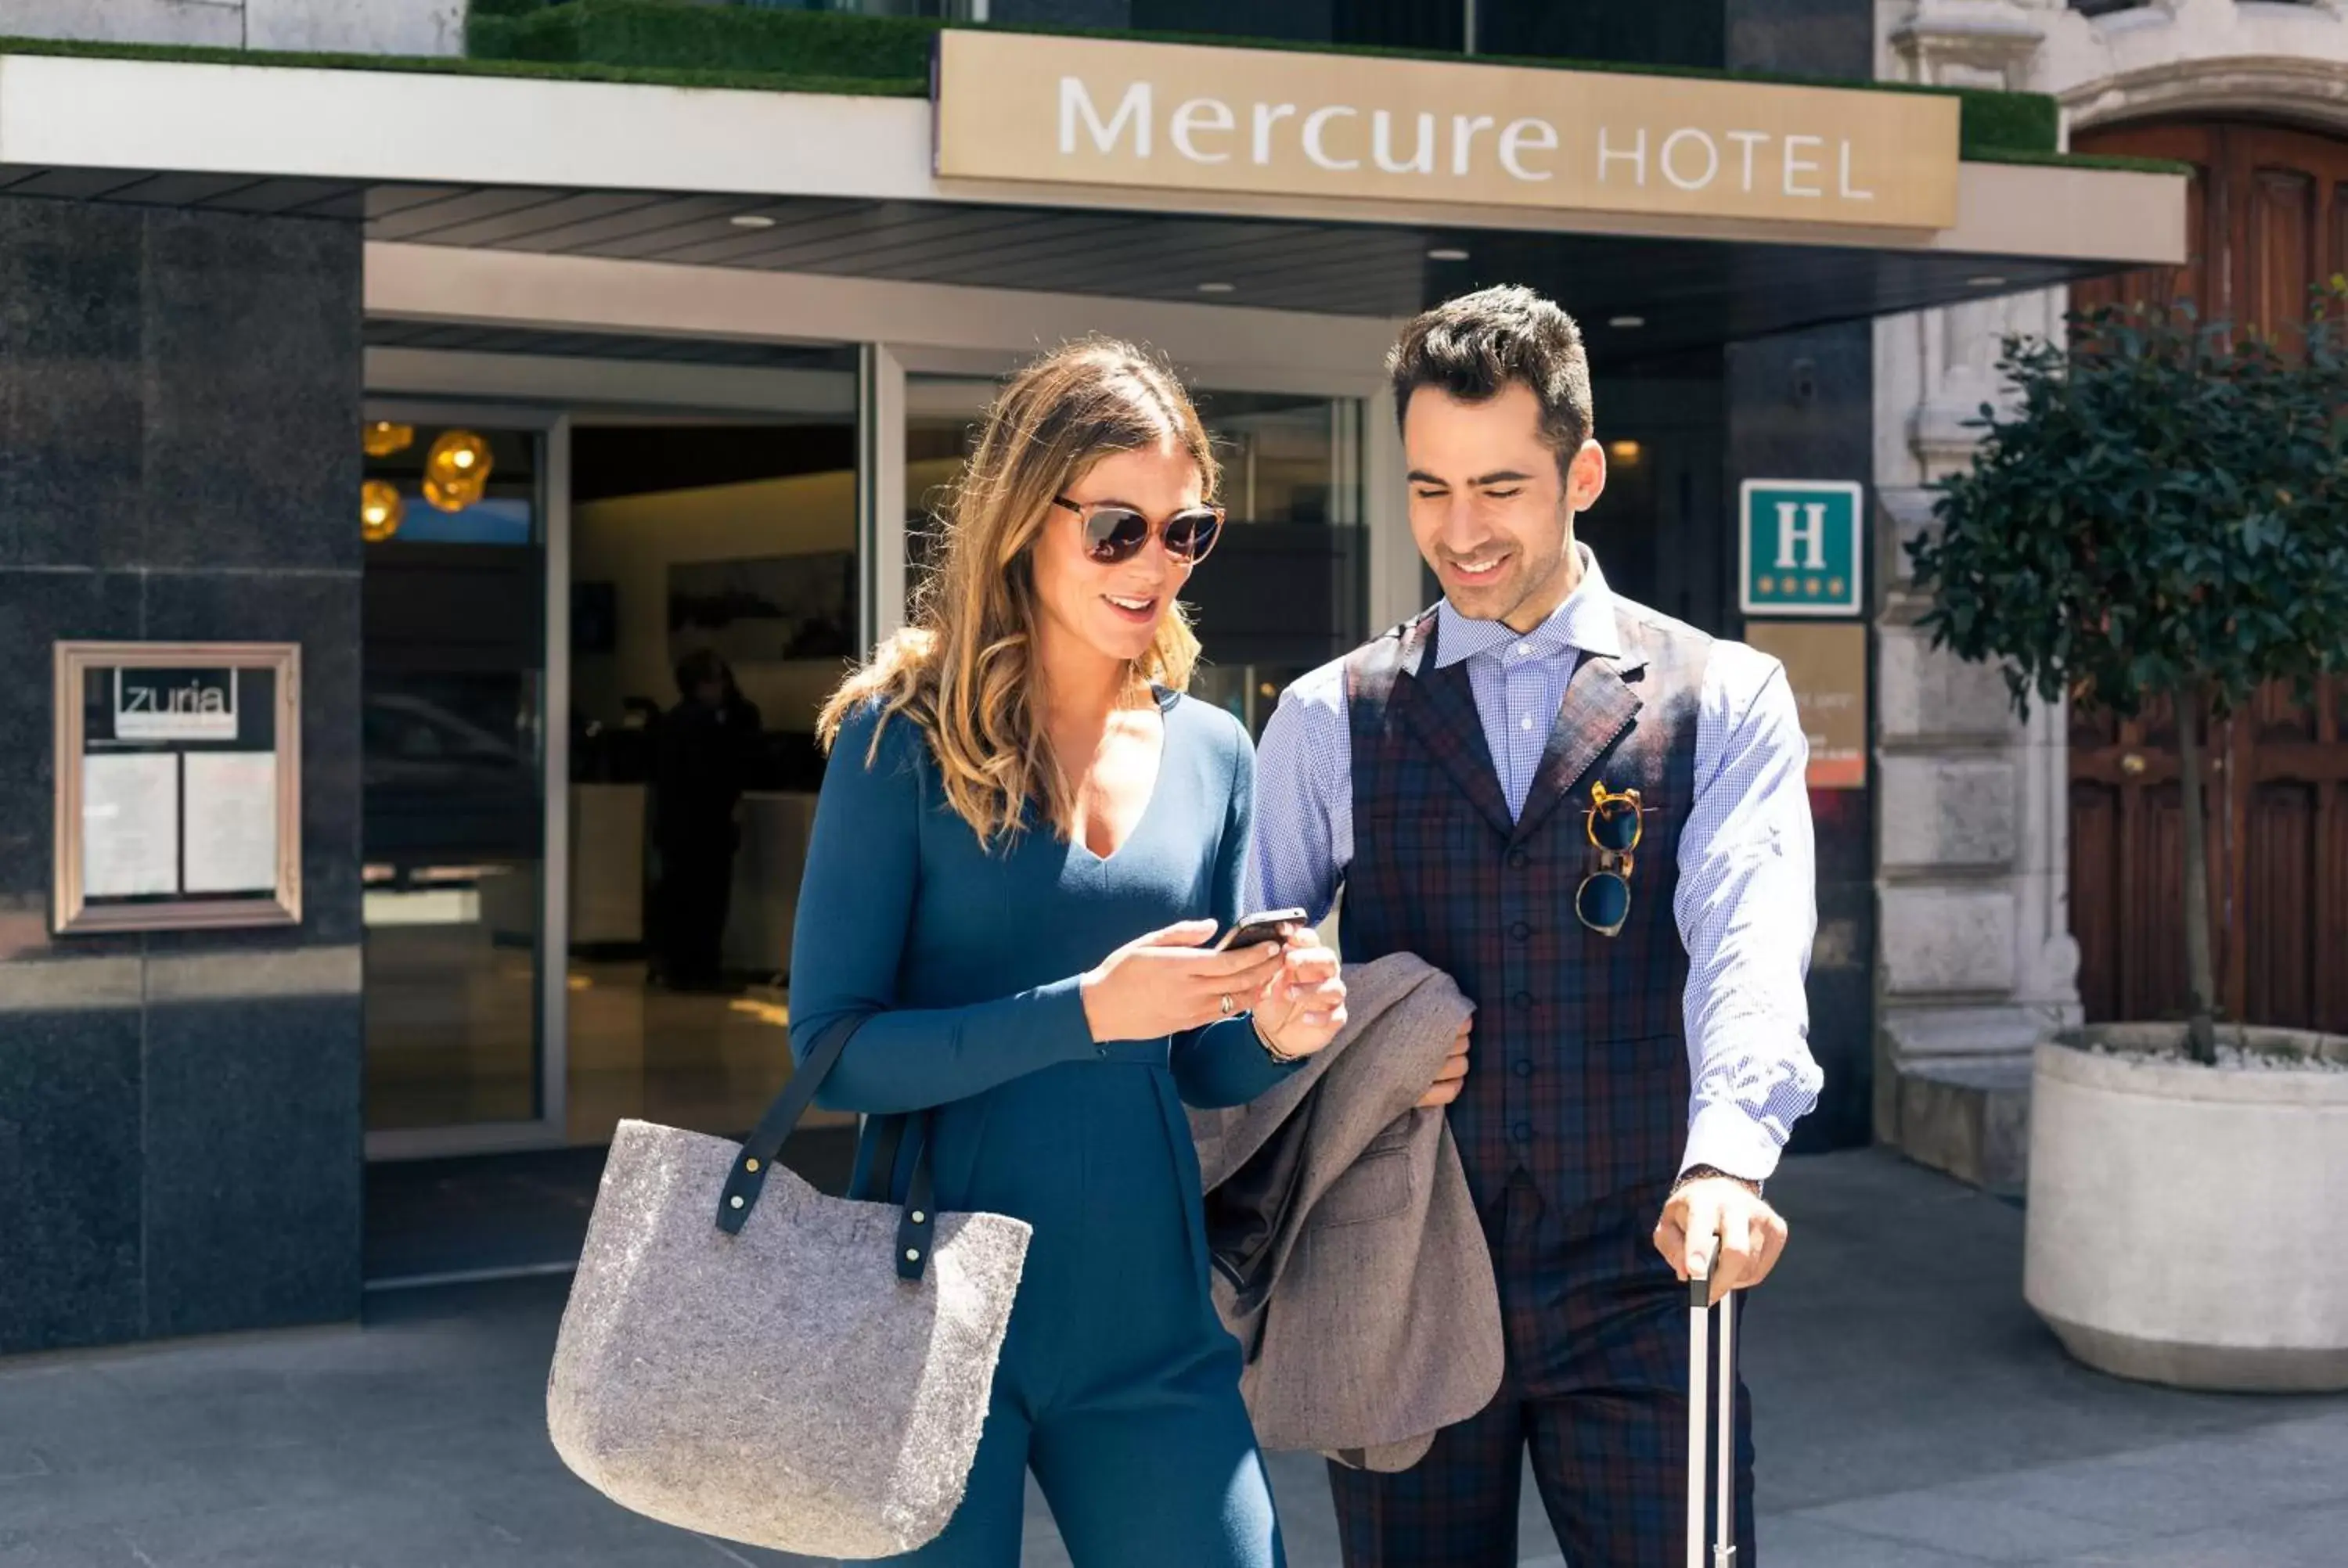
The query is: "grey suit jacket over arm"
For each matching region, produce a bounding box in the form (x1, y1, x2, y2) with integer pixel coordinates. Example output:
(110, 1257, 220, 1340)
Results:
(1188, 953, 1504, 1472)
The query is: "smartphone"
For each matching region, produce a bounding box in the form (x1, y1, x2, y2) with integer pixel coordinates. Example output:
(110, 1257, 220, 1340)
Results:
(1217, 908, 1309, 951)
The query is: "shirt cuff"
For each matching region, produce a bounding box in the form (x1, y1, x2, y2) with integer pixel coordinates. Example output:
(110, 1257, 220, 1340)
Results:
(1679, 1099, 1787, 1185)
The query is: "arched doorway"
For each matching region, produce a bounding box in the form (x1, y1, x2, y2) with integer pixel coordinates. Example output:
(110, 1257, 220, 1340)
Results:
(2065, 119, 2348, 1032)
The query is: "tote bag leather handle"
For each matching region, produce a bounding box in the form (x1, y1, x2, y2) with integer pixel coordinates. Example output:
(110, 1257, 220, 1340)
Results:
(714, 1014, 938, 1283)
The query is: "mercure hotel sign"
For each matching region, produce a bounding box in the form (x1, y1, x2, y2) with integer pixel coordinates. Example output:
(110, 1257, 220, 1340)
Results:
(933, 31, 1962, 232)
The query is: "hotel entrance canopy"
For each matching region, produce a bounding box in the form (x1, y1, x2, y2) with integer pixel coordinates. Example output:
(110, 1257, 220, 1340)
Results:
(0, 35, 2186, 362)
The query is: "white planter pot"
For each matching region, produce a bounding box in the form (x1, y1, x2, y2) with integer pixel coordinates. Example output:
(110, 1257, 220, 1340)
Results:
(2024, 1026, 2348, 1392)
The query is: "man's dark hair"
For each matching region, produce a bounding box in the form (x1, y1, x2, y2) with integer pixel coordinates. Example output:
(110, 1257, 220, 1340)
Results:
(1386, 286, 1594, 479)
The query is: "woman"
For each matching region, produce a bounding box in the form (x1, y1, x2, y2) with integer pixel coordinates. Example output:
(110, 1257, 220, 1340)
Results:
(788, 340, 1345, 1568)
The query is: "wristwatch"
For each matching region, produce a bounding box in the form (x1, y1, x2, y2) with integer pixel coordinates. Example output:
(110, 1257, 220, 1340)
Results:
(1672, 1163, 1763, 1198)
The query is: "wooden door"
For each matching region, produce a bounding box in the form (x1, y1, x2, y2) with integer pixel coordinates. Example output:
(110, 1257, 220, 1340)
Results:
(2065, 121, 2348, 1032)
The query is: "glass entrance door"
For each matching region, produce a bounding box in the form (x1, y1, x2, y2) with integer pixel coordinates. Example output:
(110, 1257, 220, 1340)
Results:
(360, 416, 555, 1147)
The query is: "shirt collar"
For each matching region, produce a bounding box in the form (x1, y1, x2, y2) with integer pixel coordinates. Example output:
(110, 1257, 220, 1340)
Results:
(1433, 546, 1622, 669)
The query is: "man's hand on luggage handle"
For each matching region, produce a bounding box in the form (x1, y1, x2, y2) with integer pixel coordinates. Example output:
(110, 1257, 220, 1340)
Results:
(1417, 1015, 1472, 1109)
(1655, 1174, 1788, 1308)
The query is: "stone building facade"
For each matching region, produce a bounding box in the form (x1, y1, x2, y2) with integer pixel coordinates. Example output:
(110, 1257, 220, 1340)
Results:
(1871, 0, 2348, 1186)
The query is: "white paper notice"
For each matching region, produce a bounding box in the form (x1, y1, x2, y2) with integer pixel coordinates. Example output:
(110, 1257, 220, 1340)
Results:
(83, 753, 181, 897)
(182, 751, 279, 895)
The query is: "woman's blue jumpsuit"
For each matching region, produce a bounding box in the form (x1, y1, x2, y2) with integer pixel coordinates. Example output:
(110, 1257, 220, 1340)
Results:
(787, 694, 1296, 1568)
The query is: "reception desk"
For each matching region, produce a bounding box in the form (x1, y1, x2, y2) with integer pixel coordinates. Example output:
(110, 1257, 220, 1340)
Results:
(571, 782, 646, 948)
(722, 790, 818, 979)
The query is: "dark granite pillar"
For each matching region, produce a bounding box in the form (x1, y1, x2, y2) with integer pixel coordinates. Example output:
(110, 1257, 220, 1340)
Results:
(1719, 0, 1880, 1155)
(1723, 328, 1877, 1155)
(0, 196, 364, 1355)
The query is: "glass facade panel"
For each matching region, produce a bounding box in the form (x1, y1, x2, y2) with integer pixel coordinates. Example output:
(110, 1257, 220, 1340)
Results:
(907, 379, 1365, 739)
(1185, 390, 1367, 739)
(564, 358, 864, 1145)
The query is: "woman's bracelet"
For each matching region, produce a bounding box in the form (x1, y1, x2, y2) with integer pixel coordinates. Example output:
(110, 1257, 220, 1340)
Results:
(1251, 1014, 1300, 1064)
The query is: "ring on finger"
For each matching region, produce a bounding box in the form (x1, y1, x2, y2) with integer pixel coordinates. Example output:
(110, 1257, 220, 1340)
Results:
(1219, 993, 1234, 1016)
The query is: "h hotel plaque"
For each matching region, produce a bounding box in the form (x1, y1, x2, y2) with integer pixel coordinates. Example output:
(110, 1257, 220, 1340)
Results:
(933, 31, 1962, 233)
(52, 641, 302, 934)
(1739, 479, 1864, 617)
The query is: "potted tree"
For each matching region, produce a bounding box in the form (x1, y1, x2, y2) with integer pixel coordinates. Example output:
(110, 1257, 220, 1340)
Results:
(1910, 292, 2348, 1391)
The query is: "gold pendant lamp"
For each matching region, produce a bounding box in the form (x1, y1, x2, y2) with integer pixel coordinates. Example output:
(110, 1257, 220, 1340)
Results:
(422, 430, 493, 512)
(361, 479, 405, 543)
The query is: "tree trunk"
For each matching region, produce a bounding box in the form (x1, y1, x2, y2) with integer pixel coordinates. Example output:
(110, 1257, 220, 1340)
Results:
(2174, 687, 2220, 1065)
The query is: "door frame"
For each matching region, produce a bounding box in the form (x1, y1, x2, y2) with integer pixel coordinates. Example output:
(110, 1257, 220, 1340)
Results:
(356, 332, 1387, 1160)
(359, 360, 871, 1160)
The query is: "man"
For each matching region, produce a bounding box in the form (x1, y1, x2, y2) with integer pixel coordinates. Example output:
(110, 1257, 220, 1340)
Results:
(651, 649, 762, 993)
(1250, 286, 1823, 1566)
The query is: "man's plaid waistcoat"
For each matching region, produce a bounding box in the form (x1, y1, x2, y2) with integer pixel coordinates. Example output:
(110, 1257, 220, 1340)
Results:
(1338, 600, 1711, 1218)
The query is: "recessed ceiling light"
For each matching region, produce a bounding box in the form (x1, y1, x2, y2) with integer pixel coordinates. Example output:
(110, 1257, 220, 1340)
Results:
(1428, 246, 1471, 261)
(729, 214, 777, 230)
(1197, 281, 1236, 294)
(1967, 274, 2008, 288)
(1608, 315, 1646, 329)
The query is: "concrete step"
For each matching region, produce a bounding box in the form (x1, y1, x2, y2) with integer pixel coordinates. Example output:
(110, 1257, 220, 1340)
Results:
(1895, 1057, 2033, 1198)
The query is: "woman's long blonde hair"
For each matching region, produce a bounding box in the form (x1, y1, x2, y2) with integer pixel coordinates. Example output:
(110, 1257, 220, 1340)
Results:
(816, 338, 1217, 843)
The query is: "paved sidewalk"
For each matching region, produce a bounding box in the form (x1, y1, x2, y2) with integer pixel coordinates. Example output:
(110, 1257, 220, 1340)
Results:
(2, 1149, 2343, 1566)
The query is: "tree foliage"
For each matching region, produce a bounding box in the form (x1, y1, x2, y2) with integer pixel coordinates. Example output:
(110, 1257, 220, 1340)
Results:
(1912, 293, 2348, 725)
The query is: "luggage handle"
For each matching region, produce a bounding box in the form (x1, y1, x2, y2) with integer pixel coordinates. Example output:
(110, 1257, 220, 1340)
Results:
(1685, 1244, 1738, 1568)
(714, 1013, 938, 1284)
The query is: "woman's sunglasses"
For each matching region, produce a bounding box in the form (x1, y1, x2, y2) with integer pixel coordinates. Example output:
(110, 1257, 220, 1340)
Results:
(1052, 496, 1224, 566)
(1576, 781, 1644, 938)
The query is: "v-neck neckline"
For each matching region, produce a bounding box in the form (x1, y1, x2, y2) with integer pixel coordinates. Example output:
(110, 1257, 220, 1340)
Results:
(1070, 686, 1176, 867)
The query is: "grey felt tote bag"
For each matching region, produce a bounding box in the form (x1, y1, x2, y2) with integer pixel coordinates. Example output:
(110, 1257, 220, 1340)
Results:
(546, 1016, 1033, 1559)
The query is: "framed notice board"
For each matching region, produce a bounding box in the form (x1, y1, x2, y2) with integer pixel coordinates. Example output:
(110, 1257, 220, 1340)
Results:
(52, 642, 302, 934)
